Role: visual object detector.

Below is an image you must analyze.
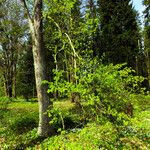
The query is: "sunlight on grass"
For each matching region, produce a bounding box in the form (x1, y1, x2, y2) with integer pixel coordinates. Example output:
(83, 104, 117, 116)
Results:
(54, 100, 75, 111)
(0, 97, 150, 149)
(8, 101, 38, 112)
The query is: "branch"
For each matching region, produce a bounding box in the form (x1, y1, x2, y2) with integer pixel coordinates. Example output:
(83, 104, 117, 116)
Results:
(20, 0, 35, 37)
(20, 0, 30, 18)
(20, 0, 33, 25)
(65, 33, 80, 59)
(47, 16, 61, 33)
(47, 16, 80, 60)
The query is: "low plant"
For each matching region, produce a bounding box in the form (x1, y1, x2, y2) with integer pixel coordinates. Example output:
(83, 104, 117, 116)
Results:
(0, 101, 39, 149)
(0, 97, 10, 110)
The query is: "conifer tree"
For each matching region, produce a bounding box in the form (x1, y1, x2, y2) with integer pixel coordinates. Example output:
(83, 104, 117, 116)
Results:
(97, 0, 140, 69)
(143, 0, 150, 89)
(85, 0, 99, 57)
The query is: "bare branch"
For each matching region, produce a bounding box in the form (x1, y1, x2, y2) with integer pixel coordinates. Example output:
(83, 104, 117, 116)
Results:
(20, 0, 34, 37)
(65, 33, 80, 60)
(20, 0, 32, 23)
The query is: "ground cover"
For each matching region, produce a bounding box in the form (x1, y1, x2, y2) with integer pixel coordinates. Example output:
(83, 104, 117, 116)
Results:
(0, 96, 149, 149)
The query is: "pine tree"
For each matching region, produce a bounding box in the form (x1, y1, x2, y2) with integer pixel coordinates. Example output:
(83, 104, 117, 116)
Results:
(143, 0, 150, 89)
(85, 0, 99, 57)
(97, 0, 140, 69)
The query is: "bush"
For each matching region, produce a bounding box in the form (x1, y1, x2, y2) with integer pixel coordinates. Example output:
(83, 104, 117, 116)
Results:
(0, 97, 10, 110)
(45, 59, 145, 124)
(48, 107, 80, 132)
(33, 122, 117, 150)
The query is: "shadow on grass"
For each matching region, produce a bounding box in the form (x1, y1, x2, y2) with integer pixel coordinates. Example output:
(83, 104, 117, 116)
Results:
(14, 136, 45, 150)
(13, 104, 88, 149)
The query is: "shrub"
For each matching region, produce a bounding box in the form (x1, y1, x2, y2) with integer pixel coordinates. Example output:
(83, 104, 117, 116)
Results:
(0, 97, 10, 110)
(48, 107, 80, 132)
(44, 59, 145, 124)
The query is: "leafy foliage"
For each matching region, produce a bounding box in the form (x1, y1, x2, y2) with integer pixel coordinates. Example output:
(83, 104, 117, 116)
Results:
(0, 97, 10, 110)
(0, 96, 149, 149)
(32, 121, 149, 150)
(44, 59, 145, 125)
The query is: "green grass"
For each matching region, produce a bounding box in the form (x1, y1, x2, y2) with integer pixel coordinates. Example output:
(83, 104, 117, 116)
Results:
(26, 120, 149, 150)
(8, 101, 38, 111)
(0, 100, 39, 149)
(0, 96, 150, 150)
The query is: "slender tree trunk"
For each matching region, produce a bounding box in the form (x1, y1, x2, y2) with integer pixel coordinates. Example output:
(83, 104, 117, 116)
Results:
(146, 50, 150, 90)
(8, 79, 13, 97)
(4, 70, 13, 98)
(13, 63, 17, 98)
(135, 56, 139, 76)
(21, 0, 53, 137)
(3, 74, 8, 96)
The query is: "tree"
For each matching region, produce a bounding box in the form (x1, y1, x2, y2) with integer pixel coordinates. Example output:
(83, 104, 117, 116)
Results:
(0, 0, 25, 97)
(16, 37, 36, 100)
(43, 0, 82, 100)
(97, 0, 140, 69)
(85, 0, 99, 57)
(143, 0, 150, 89)
(21, 0, 54, 137)
(43, 0, 82, 82)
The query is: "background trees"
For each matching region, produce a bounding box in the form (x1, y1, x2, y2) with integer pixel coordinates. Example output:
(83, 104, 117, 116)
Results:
(1, 0, 147, 95)
(16, 37, 36, 100)
(0, 0, 27, 97)
(97, 0, 141, 69)
(143, 0, 150, 89)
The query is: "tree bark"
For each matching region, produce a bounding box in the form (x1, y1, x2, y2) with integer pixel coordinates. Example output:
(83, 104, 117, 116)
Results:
(13, 63, 17, 98)
(21, 0, 53, 137)
(146, 50, 150, 90)
(3, 65, 13, 98)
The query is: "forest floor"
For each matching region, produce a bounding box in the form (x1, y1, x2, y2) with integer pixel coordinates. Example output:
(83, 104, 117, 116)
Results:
(0, 95, 150, 150)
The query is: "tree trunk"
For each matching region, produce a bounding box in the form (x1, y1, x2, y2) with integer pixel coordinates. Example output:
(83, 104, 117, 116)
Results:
(146, 50, 150, 90)
(4, 70, 13, 98)
(21, 0, 54, 137)
(33, 0, 53, 137)
(13, 63, 17, 98)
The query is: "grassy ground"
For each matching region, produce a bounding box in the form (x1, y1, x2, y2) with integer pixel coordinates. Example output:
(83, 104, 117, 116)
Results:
(0, 96, 150, 150)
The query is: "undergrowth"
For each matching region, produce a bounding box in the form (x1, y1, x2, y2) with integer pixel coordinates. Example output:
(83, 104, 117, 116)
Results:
(0, 97, 149, 150)
(0, 62, 149, 149)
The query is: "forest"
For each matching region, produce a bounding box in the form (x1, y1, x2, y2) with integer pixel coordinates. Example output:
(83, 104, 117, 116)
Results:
(0, 0, 150, 149)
